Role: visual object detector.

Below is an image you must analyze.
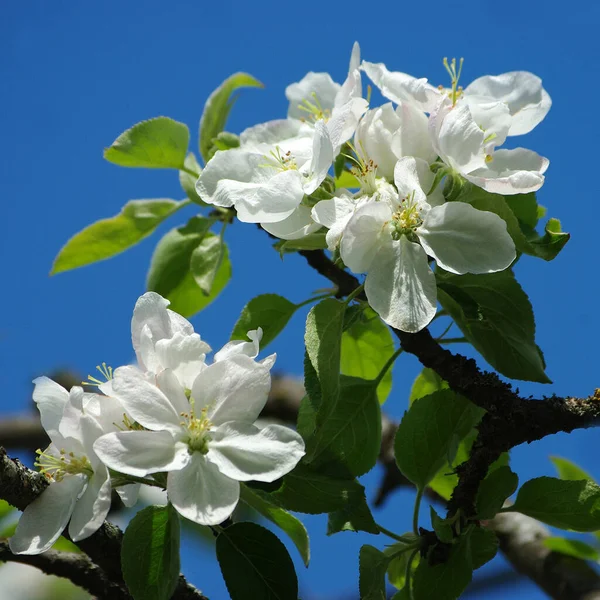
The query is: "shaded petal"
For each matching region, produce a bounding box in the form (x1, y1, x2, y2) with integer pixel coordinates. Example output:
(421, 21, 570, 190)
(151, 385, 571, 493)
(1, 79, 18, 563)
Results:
(286, 72, 340, 120)
(418, 203, 516, 274)
(365, 237, 437, 333)
(393, 157, 430, 209)
(32, 377, 69, 441)
(94, 431, 190, 477)
(116, 483, 141, 508)
(390, 101, 437, 164)
(341, 201, 391, 273)
(111, 366, 181, 432)
(155, 369, 191, 417)
(302, 120, 333, 195)
(312, 195, 356, 250)
(191, 355, 271, 426)
(83, 394, 127, 436)
(208, 422, 305, 482)
(328, 96, 368, 151)
(214, 329, 262, 362)
(68, 464, 111, 542)
(168, 454, 240, 526)
(9, 474, 87, 555)
(57, 387, 87, 451)
(462, 95, 511, 150)
(261, 205, 320, 240)
(240, 119, 309, 150)
(154, 332, 209, 389)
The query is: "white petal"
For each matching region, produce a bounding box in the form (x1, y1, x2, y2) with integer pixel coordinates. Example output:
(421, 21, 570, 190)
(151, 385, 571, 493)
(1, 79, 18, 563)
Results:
(302, 120, 333, 195)
(365, 237, 437, 333)
(465, 148, 549, 195)
(93, 431, 190, 477)
(328, 96, 368, 151)
(32, 377, 69, 441)
(9, 474, 87, 555)
(168, 455, 240, 526)
(155, 369, 190, 417)
(361, 61, 441, 113)
(465, 71, 551, 136)
(461, 95, 511, 150)
(312, 195, 356, 250)
(261, 205, 320, 240)
(111, 366, 181, 432)
(208, 422, 305, 482)
(83, 394, 126, 436)
(341, 201, 391, 273)
(286, 72, 340, 120)
(68, 465, 111, 542)
(348, 41, 361, 74)
(57, 387, 87, 450)
(116, 483, 141, 508)
(417, 203, 516, 274)
(191, 355, 271, 426)
(393, 157, 429, 209)
(153, 332, 209, 389)
(214, 329, 262, 362)
(240, 119, 309, 150)
(131, 292, 175, 367)
(390, 102, 437, 164)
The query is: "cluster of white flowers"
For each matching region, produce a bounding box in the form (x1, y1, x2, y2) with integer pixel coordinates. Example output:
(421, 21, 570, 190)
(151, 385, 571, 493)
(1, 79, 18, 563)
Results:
(196, 45, 550, 332)
(10, 292, 305, 555)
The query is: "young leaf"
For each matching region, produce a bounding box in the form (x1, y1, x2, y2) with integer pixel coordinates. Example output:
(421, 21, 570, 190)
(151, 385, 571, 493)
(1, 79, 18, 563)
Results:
(409, 368, 448, 406)
(430, 507, 454, 543)
(327, 487, 379, 535)
(503, 192, 540, 229)
(359, 545, 391, 600)
(387, 546, 420, 591)
(179, 153, 207, 206)
(469, 527, 499, 569)
(527, 218, 570, 261)
(190, 233, 225, 295)
(476, 466, 519, 520)
(551, 456, 594, 481)
(511, 477, 600, 531)
(273, 232, 328, 255)
(341, 307, 395, 404)
(199, 72, 263, 162)
(394, 390, 483, 489)
(51, 199, 182, 275)
(239, 485, 310, 567)
(216, 522, 298, 600)
(543, 537, 600, 561)
(436, 269, 551, 383)
(231, 294, 298, 348)
(104, 117, 189, 169)
(121, 504, 180, 600)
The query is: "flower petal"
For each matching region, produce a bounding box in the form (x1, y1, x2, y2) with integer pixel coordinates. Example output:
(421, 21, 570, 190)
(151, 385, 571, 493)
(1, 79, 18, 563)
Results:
(111, 366, 181, 432)
(32, 377, 69, 441)
(68, 464, 111, 542)
(9, 474, 87, 555)
(286, 72, 340, 120)
(261, 205, 320, 240)
(365, 237, 437, 333)
(393, 157, 429, 209)
(208, 422, 305, 482)
(240, 119, 309, 150)
(312, 194, 356, 250)
(191, 355, 271, 426)
(417, 202, 516, 274)
(302, 120, 333, 195)
(153, 332, 209, 389)
(390, 102, 437, 164)
(115, 483, 141, 508)
(340, 201, 391, 273)
(214, 329, 262, 363)
(168, 454, 240, 526)
(93, 431, 190, 477)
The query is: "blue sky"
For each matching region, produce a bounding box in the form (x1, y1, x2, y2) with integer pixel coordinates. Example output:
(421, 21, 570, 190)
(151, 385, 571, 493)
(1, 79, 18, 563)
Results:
(1, 1, 599, 598)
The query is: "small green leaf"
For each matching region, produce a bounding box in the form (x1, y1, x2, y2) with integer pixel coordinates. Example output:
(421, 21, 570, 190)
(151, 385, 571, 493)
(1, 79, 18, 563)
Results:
(476, 466, 519, 520)
(511, 477, 600, 531)
(273, 232, 328, 255)
(527, 218, 570, 261)
(216, 522, 298, 600)
(359, 545, 391, 600)
(200, 73, 263, 162)
(341, 307, 395, 404)
(231, 294, 298, 348)
(0, 499, 14, 521)
(240, 485, 310, 567)
(327, 489, 379, 535)
(436, 268, 551, 383)
(179, 153, 207, 206)
(430, 507, 454, 543)
(409, 368, 448, 406)
(104, 117, 189, 169)
(212, 131, 241, 151)
(394, 390, 483, 489)
(190, 233, 225, 295)
(121, 504, 180, 600)
(469, 527, 499, 569)
(503, 192, 540, 229)
(52, 199, 182, 274)
(544, 537, 600, 561)
(387, 546, 420, 590)
(551, 456, 594, 481)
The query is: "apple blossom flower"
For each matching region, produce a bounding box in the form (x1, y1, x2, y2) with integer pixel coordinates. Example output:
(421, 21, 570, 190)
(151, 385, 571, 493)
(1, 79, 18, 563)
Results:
(94, 340, 304, 526)
(339, 156, 516, 332)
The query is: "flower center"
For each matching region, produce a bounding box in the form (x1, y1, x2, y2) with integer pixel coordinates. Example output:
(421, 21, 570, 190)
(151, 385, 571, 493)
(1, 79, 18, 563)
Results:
(35, 448, 93, 482)
(82, 362, 113, 388)
(344, 142, 378, 195)
(180, 398, 213, 455)
(390, 192, 423, 238)
(297, 92, 331, 123)
(261, 146, 298, 172)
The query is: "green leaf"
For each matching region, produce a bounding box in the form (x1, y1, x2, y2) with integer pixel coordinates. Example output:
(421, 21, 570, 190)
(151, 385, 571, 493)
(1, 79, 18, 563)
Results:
(52, 199, 182, 274)
(469, 527, 499, 569)
(387, 546, 419, 590)
(104, 117, 189, 169)
(359, 545, 391, 600)
(341, 307, 395, 404)
(239, 485, 310, 567)
(551, 456, 594, 481)
(476, 466, 519, 520)
(335, 170, 360, 189)
(544, 537, 600, 561)
(179, 153, 207, 206)
(199, 72, 263, 162)
(305, 375, 382, 478)
(428, 432, 475, 501)
(216, 522, 298, 600)
(212, 131, 241, 151)
(528, 218, 570, 261)
(394, 390, 483, 489)
(121, 504, 180, 600)
(511, 477, 600, 531)
(430, 507, 454, 543)
(436, 269, 551, 383)
(231, 294, 298, 348)
(273, 232, 328, 255)
(190, 233, 225, 295)
(147, 225, 231, 318)
(0, 499, 13, 521)
(503, 192, 540, 229)
(327, 490, 379, 535)
(409, 368, 448, 406)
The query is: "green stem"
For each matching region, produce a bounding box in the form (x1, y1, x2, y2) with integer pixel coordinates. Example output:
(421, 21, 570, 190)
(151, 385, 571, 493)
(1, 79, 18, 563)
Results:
(344, 283, 365, 305)
(181, 165, 200, 178)
(405, 549, 419, 600)
(374, 346, 403, 387)
(111, 473, 163, 489)
(413, 487, 424, 536)
(295, 292, 335, 310)
(377, 524, 414, 544)
(430, 310, 448, 322)
(435, 320, 454, 341)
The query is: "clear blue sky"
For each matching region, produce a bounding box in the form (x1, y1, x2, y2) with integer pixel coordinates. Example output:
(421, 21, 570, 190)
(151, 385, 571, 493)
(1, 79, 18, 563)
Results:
(1, 1, 599, 598)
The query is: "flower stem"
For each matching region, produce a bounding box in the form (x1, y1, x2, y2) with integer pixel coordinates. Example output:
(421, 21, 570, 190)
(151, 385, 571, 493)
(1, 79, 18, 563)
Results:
(377, 524, 414, 544)
(344, 283, 365, 305)
(413, 487, 424, 536)
(405, 549, 419, 600)
(181, 165, 200, 178)
(373, 347, 403, 386)
(295, 292, 335, 310)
